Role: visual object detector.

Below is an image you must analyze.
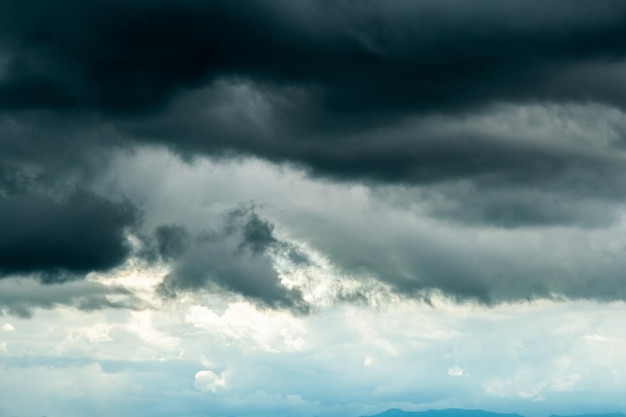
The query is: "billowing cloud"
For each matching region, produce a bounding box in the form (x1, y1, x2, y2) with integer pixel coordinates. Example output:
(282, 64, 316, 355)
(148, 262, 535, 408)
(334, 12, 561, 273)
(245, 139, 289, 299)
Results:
(156, 207, 309, 314)
(1, 0, 626, 311)
(91, 148, 626, 307)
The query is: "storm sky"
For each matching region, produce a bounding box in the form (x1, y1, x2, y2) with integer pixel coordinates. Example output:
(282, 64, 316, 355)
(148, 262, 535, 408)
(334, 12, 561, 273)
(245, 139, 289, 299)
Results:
(2, 1, 626, 416)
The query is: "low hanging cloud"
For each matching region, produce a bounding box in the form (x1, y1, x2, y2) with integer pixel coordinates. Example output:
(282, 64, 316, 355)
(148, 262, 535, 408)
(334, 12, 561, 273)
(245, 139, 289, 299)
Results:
(0, 278, 145, 318)
(156, 207, 309, 314)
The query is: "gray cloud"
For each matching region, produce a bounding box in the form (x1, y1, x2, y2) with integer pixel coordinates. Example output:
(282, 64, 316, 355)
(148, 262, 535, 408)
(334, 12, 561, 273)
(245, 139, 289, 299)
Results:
(102, 148, 626, 307)
(156, 207, 309, 314)
(282, 196, 626, 305)
(125, 93, 626, 229)
(155, 225, 190, 262)
(0, 278, 145, 318)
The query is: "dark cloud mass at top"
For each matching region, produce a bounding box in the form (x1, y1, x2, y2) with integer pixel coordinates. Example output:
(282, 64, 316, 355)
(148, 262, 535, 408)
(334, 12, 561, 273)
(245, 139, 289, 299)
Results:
(2, 0, 625, 188)
(2, 0, 626, 176)
(2, 0, 626, 114)
(1, 0, 626, 309)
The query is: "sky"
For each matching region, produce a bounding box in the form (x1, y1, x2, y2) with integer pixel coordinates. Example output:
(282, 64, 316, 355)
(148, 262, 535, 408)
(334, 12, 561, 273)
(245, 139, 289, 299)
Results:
(2, 1, 626, 416)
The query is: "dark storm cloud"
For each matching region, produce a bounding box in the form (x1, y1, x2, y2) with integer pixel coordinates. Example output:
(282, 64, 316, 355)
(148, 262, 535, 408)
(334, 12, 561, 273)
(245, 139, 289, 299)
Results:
(0, 110, 126, 197)
(0, 110, 144, 289)
(125, 91, 626, 228)
(131, 93, 625, 184)
(156, 207, 309, 313)
(0, 191, 138, 282)
(1, 0, 626, 308)
(2, 0, 626, 115)
(0, 160, 32, 194)
(1, 0, 625, 195)
(0, 110, 144, 311)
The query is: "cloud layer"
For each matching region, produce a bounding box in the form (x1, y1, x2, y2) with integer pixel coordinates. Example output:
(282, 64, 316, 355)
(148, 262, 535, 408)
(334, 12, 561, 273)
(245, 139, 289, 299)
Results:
(1, 0, 626, 310)
(3, 3, 626, 416)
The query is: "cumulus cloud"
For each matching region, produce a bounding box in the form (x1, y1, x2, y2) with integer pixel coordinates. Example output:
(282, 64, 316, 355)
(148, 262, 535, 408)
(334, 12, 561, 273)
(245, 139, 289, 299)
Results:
(0, 323, 14, 332)
(449, 365, 465, 377)
(194, 369, 228, 393)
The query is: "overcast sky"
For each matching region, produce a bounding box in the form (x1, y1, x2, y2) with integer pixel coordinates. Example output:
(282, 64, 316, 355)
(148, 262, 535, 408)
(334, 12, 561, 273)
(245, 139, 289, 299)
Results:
(2, 1, 626, 416)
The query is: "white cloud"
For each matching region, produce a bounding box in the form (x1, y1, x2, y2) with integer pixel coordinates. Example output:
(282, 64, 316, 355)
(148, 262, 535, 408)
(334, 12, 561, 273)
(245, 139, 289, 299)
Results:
(185, 302, 307, 353)
(2, 284, 626, 417)
(583, 334, 610, 342)
(195, 369, 228, 392)
(448, 365, 464, 377)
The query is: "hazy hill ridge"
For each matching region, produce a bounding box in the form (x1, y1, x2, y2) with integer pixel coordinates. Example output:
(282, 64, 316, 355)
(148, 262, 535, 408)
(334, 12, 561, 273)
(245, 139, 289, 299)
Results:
(549, 414, 626, 417)
(364, 409, 626, 417)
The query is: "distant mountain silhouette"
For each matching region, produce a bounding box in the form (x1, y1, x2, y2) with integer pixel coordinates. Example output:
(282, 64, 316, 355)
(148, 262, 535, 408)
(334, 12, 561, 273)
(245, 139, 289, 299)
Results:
(549, 414, 626, 417)
(364, 408, 524, 417)
(364, 409, 626, 417)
